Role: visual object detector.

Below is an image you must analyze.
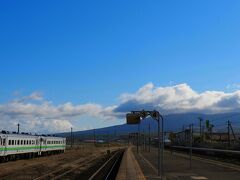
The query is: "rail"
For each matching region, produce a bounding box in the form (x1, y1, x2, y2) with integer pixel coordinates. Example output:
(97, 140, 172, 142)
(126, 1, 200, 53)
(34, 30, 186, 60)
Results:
(89, 149, 125, 180)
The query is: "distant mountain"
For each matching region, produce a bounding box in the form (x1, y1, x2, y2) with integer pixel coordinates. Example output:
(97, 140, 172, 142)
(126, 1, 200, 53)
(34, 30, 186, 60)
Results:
(58, 112, 240, 138)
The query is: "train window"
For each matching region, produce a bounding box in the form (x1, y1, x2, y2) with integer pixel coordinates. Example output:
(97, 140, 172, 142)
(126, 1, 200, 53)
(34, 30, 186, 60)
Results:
(12, 140, 14, 145)
(3, 139, 6, 146)
(15, 140, 17, 145)
(9, 140, 11, 145)
(29, 140, 31, 145)
(32, 140, 34, 144)
(21, 140, 23, 145)
(18, 140, 20, 145)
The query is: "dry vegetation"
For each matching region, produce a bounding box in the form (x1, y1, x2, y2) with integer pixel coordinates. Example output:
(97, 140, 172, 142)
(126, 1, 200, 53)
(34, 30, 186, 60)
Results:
(0, 143, 125, 180)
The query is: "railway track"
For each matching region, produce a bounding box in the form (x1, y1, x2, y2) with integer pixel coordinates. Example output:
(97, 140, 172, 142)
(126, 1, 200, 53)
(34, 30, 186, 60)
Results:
(34, 148, 125, 180)
(89, 149, 124, 180)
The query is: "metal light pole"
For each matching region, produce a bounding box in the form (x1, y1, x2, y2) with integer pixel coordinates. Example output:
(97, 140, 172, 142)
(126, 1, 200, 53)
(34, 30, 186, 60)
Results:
(126, 110, 164, 178)
(161, 114, 164, 178)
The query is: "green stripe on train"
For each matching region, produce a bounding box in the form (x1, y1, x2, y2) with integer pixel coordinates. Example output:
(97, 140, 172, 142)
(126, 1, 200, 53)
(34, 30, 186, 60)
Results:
(0, 145, 65, 151)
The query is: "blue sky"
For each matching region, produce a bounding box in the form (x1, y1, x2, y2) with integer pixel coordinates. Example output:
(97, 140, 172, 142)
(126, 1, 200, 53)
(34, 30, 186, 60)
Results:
(0, 1, 240, 132)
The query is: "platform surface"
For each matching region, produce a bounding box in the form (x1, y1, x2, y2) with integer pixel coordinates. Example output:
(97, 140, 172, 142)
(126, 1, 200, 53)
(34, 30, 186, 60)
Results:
(116, 146, 146, 180)
(133, 146, 240, 180)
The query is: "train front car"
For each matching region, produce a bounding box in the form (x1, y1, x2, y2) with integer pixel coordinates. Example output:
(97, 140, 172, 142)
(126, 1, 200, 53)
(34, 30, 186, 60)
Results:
(0, 133, 7, 159)
(0, 132, 66, 162)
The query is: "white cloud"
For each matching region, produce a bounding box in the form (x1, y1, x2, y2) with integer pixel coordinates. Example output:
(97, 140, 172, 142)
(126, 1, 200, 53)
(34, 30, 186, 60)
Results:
(1, 83, 240, 133)
(116, 83, 240, 114)
(0, 96, 117, 133)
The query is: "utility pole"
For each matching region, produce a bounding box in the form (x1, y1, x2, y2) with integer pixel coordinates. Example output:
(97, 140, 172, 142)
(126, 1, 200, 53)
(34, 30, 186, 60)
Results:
(70, 127, 73, 148)
(93, 129, 96, 146)
(210, 124, 214, 145)
(227, 121, 230, 149)
(199, 117, 203, 142)
(161, 114, 164, 179)
(148, 122, 151, 152)
(143, 129, 145, 151)
(189, 124, 193, 169)
(108, 131, 110, 149)
(137, 124, 140, 153)
(17, 123, 20, 134)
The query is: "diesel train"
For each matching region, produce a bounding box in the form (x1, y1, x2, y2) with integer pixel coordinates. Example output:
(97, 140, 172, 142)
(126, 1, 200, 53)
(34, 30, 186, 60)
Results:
(0, 131, 66, 162)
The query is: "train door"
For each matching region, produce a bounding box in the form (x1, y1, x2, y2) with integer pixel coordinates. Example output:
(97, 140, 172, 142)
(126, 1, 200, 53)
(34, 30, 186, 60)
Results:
(37, 137, 41, 155)
(42, 138, 47, 151)
(39, 137, 47, 155)
(0, 136, 6, 156)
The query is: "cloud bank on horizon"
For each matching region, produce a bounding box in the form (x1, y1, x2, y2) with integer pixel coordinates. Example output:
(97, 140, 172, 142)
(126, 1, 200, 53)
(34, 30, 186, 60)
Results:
(1, 83, 240, 133)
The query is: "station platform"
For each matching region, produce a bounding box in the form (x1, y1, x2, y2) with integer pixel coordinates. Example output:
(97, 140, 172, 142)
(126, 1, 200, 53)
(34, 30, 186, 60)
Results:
(117, 145, 240, 180)
(133, 146, 240, 180)
(116, 146, 146, 180)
